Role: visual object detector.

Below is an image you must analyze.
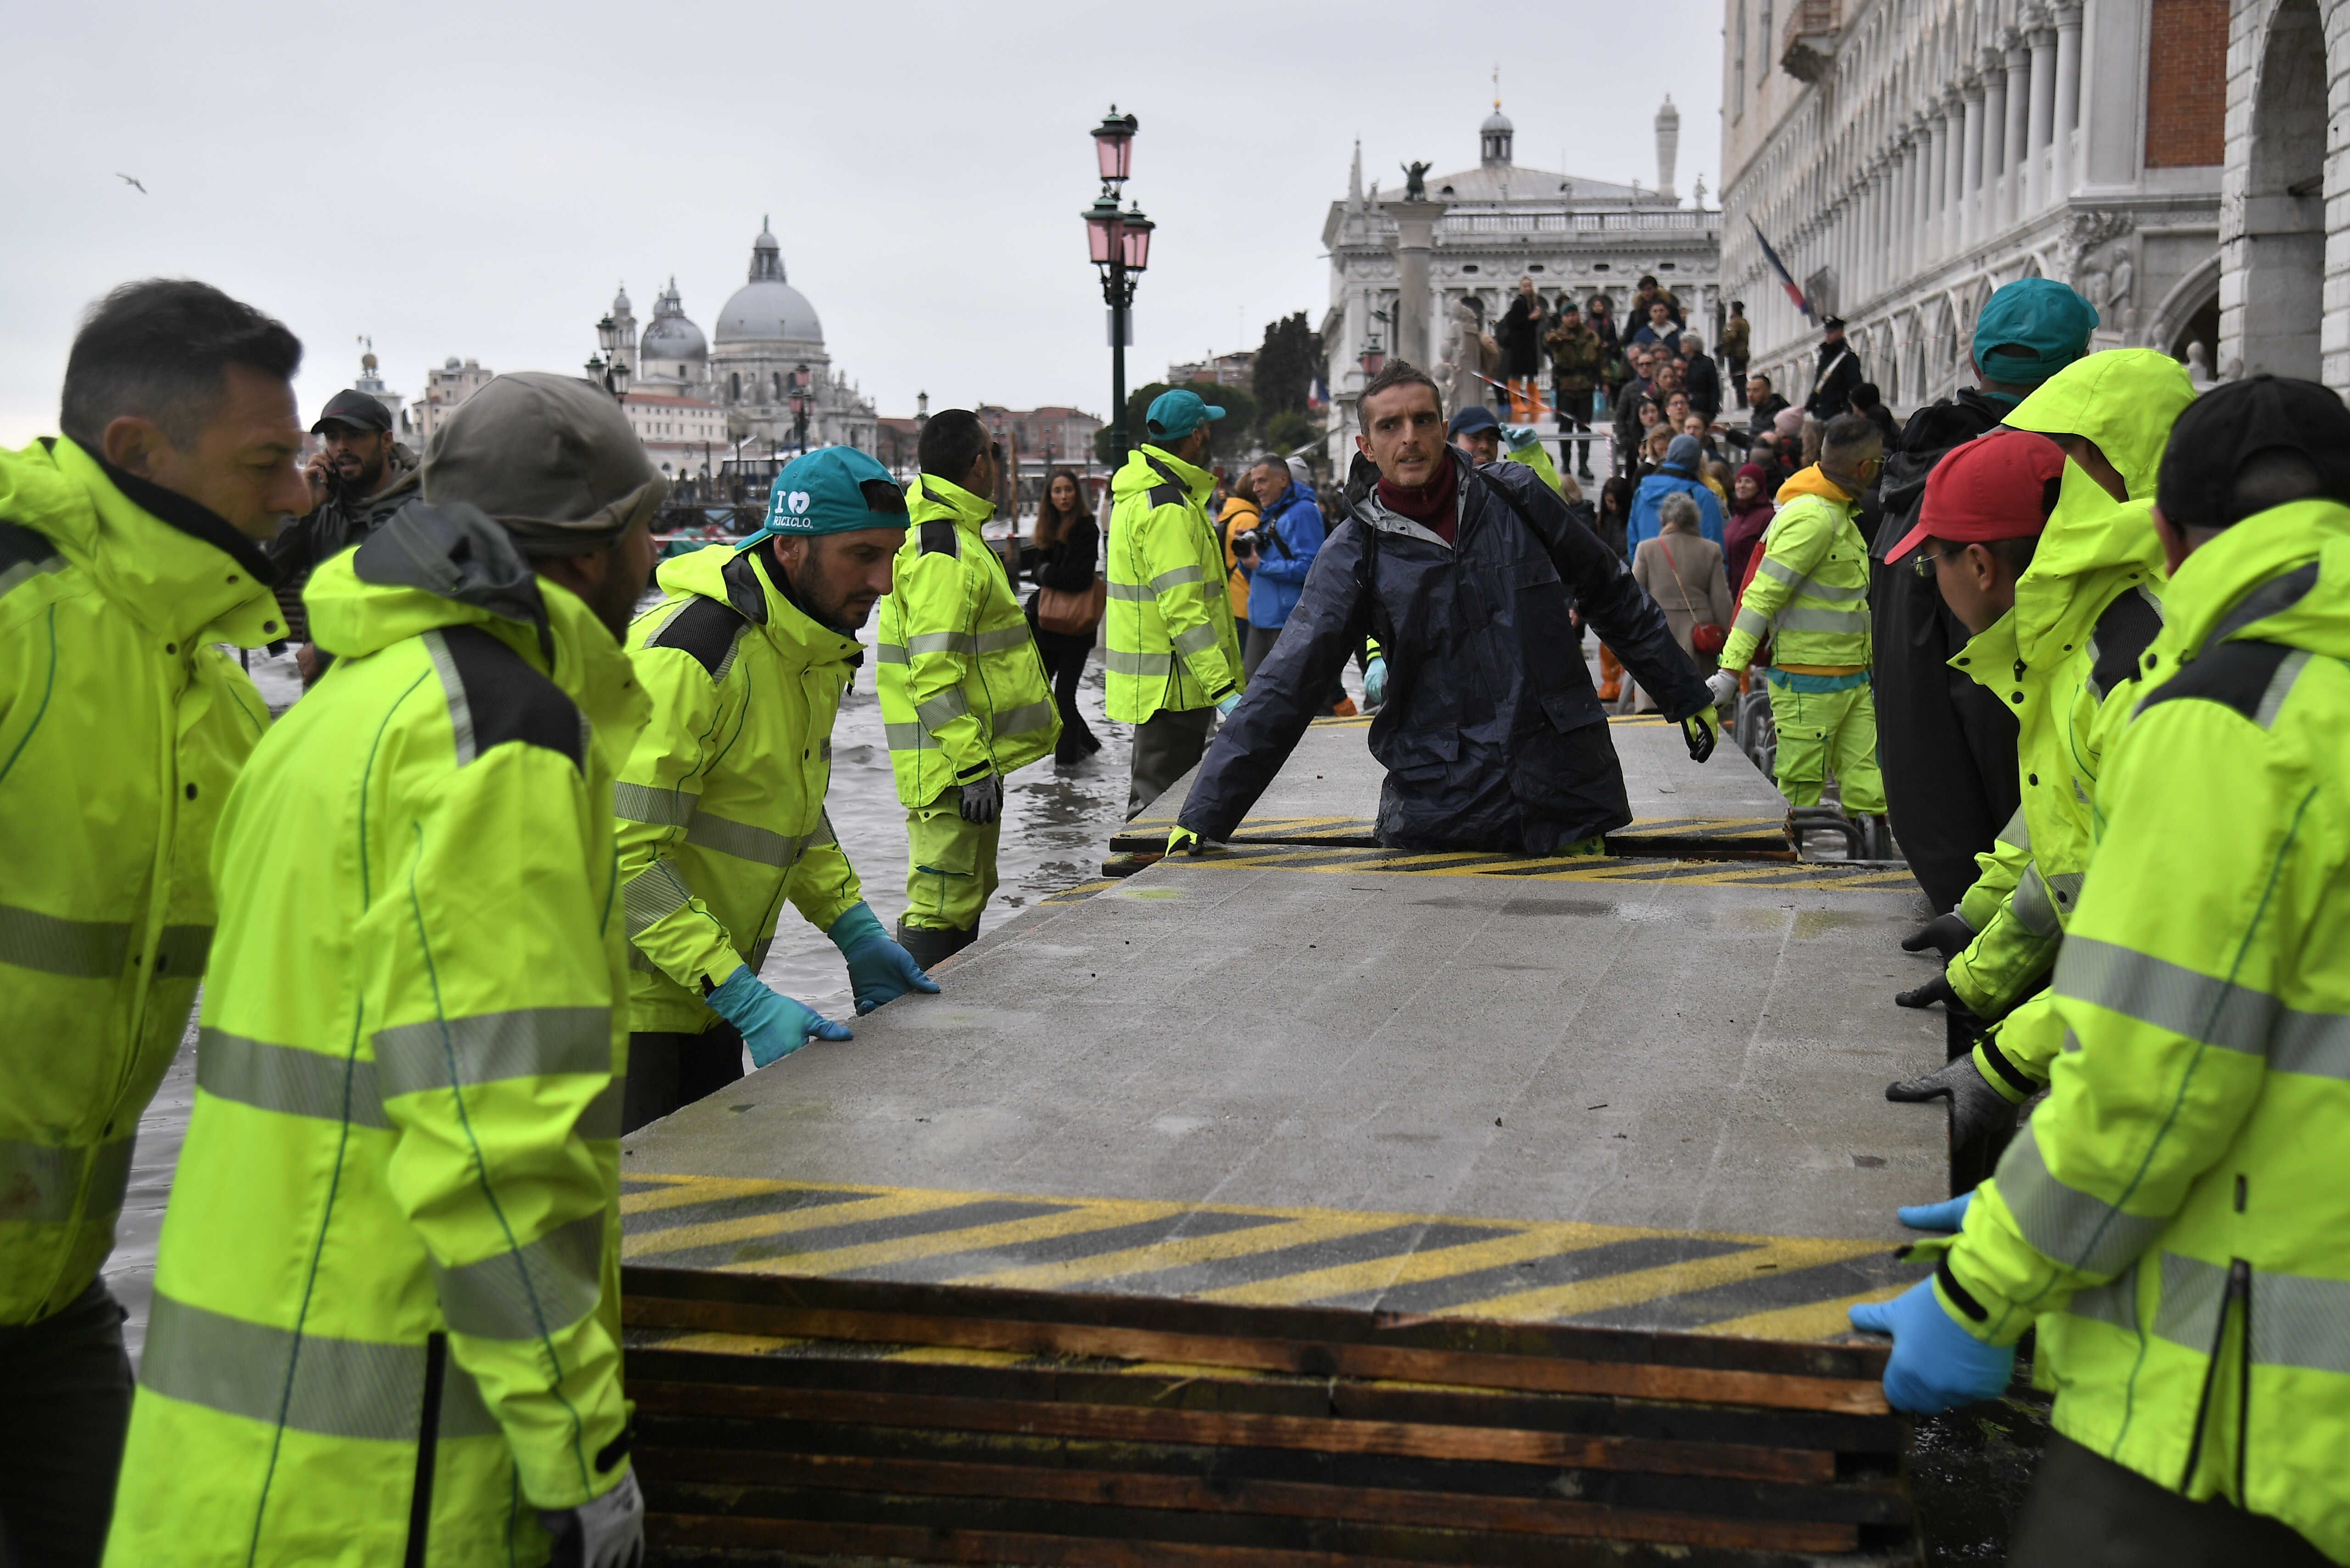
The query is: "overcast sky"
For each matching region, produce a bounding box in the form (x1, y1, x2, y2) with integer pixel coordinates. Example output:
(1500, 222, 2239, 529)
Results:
(0, 0, 1723, 446)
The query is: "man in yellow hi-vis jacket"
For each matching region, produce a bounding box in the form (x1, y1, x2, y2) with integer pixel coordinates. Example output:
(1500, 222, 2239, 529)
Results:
(108, 374, 662, 1568)
(1108, 390, 1245, 816)
(1850, 377, 2350, 1567)
(875, 410, 1058, 968)
(616, 444, 935, 1130)
(0, 280, 308, 1568)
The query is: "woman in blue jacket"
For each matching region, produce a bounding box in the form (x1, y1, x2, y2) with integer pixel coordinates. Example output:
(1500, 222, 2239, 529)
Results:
(1627, 433, 1725, 556)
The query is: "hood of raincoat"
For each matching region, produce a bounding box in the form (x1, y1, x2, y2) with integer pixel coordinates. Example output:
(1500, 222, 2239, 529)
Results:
(2005, 466, 2170, 666)
(2004, 348, 2197, 502)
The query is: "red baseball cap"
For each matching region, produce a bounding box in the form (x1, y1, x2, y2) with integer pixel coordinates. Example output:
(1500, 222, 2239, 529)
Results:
(1886, 428, 2068, 562)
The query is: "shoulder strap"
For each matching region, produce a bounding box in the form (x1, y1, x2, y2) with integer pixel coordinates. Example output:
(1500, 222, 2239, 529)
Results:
(2203, 560, 2320, 655)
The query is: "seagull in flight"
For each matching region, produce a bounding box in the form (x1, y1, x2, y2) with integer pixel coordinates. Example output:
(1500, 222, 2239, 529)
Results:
(116, 173, 146, 194)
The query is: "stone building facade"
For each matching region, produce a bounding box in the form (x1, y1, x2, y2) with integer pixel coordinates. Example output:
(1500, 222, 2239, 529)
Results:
(1718, 0, 2226, 414)
(1320, 103, 1721, 462)
(2219, 0, 2344, 387)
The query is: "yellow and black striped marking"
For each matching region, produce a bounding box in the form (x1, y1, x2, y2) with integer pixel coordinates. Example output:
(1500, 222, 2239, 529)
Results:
(1158, 842, 1916, 891)
(621, 1174, 1912, 1343)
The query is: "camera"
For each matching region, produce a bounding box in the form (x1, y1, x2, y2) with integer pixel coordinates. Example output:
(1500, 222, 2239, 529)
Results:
(1230, 529, 1263, 556)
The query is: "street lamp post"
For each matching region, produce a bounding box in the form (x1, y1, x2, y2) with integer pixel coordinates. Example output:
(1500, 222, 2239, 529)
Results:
(1082, 107, 1148, 463)
(588, 314, 632, 402)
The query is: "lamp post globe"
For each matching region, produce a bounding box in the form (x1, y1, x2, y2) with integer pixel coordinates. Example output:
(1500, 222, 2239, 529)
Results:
(1091, 106, 1137, 184)
(1083, 109, 1145, 464)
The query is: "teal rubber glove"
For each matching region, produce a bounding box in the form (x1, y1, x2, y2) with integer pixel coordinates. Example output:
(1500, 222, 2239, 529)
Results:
(1848, 1191, 2013, 1411)
(706, 963, 851, 1067)
(1363, 656, 1388, 708)
(1216, 692, 1240, 717)
(827, 902, 939, 1016)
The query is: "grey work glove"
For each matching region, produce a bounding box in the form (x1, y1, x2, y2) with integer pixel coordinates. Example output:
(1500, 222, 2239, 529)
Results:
(959, 773, 1002, 824)
(1902, 912, 1976, 963)
(1705, 668, 1742, 710)
(1886, 1054, 2021, 1148)
(542, 1469, 645, 1568)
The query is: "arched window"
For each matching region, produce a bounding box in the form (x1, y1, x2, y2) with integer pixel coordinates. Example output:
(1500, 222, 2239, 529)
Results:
(730, 371, 741, 400)
(772, 371, 784, 398)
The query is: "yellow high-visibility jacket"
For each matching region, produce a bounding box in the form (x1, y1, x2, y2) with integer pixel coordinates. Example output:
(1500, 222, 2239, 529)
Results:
(107, 502, 646, 1564)
(875, 475, 1058, 806)
(1938, 498, 2350, 1562)
(1719, 466, 1870, 672)
(0, 435, 280, 1326)
(1106, 445, 1242, 722)
(615, 541, 867, 1034)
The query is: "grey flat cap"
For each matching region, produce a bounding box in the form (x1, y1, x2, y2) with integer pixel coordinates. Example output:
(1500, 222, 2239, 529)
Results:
(422, 371, 665, 555)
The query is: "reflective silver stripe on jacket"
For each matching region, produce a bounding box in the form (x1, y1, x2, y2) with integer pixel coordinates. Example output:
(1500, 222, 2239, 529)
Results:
(0, 1136, 134, 1225)
(0, 904, 131, 978)
(1107, 649, 1174, 677)
(2269, 1008, 2350, 1080)
(0, 552, 64, 601)
(991, 700, 1057, 738)
(1172, 622, 1220, 657)
(916, 689, 971, 731)
(2153, 1253, 2350, 1375)
(2055, 935, 2275, 1055)
(141, 1292, 499, 1441)
(1996, 804, 2031, 851)
(621, 861, 696, 936)
(873, 641, 908, 663)
(1753, 556, 1864, 601)
(2254, 648, 2312, 729)
(1148, 565, 1203, 594)
(906, 627, 1035, 658)
(197, 1029, 391, 1130)
(430, 1211, 605, 1342)
(2010, 864, 2063, 938)
(884, 722, 932, 750)
(1106, 579, 1152, 601)
(1731, 605, 1771, 640)
(687, 812, 810, 870)
(1774, 606, 1870, 633)
(1996, 1121, 2169, 1278)
(2065, 1258, 2141, 1330)
(612, 782, 697, 827)
(420, 629, 476, 766)
(372, 1007, 614, 1099)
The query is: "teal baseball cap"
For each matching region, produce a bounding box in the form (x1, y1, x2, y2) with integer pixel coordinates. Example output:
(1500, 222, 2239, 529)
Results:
(1972, 278, 2100, 388)
(1144, 388, 1226, 440)
(755, 446, 908, 538)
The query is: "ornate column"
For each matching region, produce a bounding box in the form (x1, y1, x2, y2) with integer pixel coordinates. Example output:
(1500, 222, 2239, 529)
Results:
(1943, 92, 1968, 259)
(2027, 20, 2058, 214)
(1981, 51, 2008, 233)
(1379, 198, 1449, 368)
(1904, 131, 1928, 280)
(2052, 3, 2083, 203)
(1927, 110, 1953, 264)
(2003, 39, 2032, 229)
(1961, 74, 1987, 250)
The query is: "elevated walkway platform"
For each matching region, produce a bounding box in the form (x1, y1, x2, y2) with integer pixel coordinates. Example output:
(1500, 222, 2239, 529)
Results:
(621, 848, 1946, 1563)
(1111, 714, 1795, 861)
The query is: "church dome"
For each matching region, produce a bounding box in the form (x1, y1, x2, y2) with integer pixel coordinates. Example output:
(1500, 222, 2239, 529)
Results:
(715, 220, 823, 345)
(641, 276, 707, 362)
(1481, 108, 1514, 135)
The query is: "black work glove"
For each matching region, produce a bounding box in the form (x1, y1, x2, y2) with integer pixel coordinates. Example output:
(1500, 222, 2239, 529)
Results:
(1901, 912, 1976, 963)
(1894, 971, 1961, 1012)
(1886, 1055, 2022, 1148)
(958, 774, 1002, 824)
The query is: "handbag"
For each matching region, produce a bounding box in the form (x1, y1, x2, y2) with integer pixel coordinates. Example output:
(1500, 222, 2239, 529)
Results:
(1658, 536, 1727, 662)
(1036, 575, 1106, 637)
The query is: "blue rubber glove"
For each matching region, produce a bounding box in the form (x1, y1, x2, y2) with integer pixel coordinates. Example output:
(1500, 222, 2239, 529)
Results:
(705, 964, 851, 1067)
(827, 902, 939, 1016)
(1363, 656, 1388, 708)
(1848, 1190, 2011, 1412)
(1216, 692, 1240, 717)
(1847, 1276, 2015, 1411)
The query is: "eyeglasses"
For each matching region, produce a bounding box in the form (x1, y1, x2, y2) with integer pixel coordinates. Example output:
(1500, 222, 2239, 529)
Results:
(1911, 546, 1965, 578)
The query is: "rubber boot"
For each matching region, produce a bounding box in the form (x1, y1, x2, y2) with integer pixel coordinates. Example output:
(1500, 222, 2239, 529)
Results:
(895, 920, 978, 971)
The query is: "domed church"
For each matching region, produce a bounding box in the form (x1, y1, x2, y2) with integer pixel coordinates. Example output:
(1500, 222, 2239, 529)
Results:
(608, 221, 878, 460)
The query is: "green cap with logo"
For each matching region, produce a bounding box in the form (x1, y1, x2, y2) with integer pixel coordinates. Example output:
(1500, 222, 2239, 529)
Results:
(755, 446, 908, 539)
(1145, 388, 1226, 441)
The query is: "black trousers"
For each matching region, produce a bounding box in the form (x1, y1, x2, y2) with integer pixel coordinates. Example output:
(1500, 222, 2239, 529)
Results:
(0, 1280, 134, 1568)
(1871, 548, 2020, 912)
(2009, 1433, 2333, 1567)
(1031, 624, 1097, 760)
(623, 1023, 746, 1134)
(1126, 706, 1214, 819)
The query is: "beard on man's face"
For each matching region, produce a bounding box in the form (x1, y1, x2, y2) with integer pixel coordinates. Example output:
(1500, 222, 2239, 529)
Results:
(775, 538, 878, 631)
